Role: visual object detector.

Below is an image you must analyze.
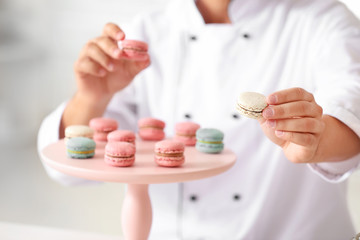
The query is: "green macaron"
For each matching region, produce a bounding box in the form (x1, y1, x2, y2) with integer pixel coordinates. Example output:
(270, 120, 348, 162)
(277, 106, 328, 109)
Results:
(66, 137, 96, 159)
(195, 128, 224, 154)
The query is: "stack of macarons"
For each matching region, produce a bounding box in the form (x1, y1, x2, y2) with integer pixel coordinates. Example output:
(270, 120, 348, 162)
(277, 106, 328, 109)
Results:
(89, 117, 118, 142)
(65, 125, 94, 142)
(64, 115, 226, 166)
(104, 142, 136, 167)
(66, 137, 96, 159)
(154, 140, 185, 167)
(64, 117, 120, 159)
(64, 125, 96, 159)
(107, 130, 136, 146)
(138, 117, 166, 141)
(104, 130, 137, 167)
(174, 122, 200, 146)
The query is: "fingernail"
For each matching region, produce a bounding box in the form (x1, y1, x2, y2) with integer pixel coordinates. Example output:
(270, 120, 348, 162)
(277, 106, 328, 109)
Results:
(268, 95, 277, 104)
(116, 32, 124, 40)
(113, 49, 121, 57)
(266, 120, 276, 129)
(108, 63, 114, 71)
(263, 107, 274, 118)
(275, 130, 284, 137)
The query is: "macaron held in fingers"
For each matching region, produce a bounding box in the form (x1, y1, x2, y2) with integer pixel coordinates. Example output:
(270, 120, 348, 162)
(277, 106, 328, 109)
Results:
(120, 39, 148, 61)
(236, 92, 268, 119)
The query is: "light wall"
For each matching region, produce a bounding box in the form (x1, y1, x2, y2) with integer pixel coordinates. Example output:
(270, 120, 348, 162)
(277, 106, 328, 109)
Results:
(0, 0, 359, 237)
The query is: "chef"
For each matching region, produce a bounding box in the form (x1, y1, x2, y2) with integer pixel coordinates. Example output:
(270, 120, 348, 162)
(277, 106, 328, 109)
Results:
(38, 0, 360, 239)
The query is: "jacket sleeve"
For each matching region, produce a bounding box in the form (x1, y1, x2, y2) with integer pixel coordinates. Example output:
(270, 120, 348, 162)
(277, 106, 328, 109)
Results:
(37, 101, 101, 185)
(309, 4, 360, 183)
(37, 83, 138, 186)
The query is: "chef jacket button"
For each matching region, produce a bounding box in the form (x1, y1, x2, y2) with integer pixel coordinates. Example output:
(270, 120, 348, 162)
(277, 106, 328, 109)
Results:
(184, 113, 192, 119)
(233, 194, 241, 201)
(243, 33, 251, 39)
(190, 35, 197, 41)
(232, 113, 240, 119)
(189, 195, 198, 202)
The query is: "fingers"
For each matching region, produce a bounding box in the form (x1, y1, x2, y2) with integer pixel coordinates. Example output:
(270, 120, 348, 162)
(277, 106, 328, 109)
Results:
(75, 23, 150, 79)
(75, 57, 106, 77)
(266, 118, 325, 134)
(262, 87, 325, 149)
(267, 87, 315, 105)
(86, 41, 115, 71)
(91, 37, 122, 60)
(76, 37, 150, 77)
(263, 101, 323, 119)
(102, 22, 125, 41)
(274, 131, 317, 147)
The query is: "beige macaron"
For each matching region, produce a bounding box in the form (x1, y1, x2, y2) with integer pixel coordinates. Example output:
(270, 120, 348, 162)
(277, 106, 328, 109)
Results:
(65, 125, 94, 142)
(236, 92, 268, 119)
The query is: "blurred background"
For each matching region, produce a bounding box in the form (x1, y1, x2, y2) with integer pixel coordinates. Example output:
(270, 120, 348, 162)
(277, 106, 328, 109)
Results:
(0, 0, 359, 237)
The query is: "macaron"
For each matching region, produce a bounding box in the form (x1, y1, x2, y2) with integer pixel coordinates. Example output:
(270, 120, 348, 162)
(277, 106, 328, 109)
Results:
(138, 117, 166, 141)
(107, 130, 136, 145)
(236, 92, 268, 119)
(195, 128, 224, 154)
(89, 117, 118, 142)
(66, 137, 96, 159)
(174, 122, 201, 146)
(64, 125, 94, 142)
(120, 40, 148, 60)
(104, 142, 136, 167)
(154, 140, 185, 167)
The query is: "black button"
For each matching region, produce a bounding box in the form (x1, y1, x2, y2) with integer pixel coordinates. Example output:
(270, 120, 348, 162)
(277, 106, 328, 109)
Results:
(190, 35, 197, 41)
(232, 113, 240, 119)
(233, 194, 241, 201)
(243, 33, 250, 39)
(190, 195, 198, 202)
(184, 113, 192, 119)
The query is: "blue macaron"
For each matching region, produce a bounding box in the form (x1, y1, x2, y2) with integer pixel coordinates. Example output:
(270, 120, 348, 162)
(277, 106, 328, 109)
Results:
(66, 137, 96, 159)
(195, 128, 224, 154)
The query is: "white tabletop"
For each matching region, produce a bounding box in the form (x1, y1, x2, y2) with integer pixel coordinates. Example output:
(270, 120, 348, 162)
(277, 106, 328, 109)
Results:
(0, 222, 122, 240)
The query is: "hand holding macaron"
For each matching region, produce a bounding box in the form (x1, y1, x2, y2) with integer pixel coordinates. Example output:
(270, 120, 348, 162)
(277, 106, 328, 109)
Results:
(60, 23, 150, 137)
(258, 88, 325, 163)
(74, 23, 150, 101)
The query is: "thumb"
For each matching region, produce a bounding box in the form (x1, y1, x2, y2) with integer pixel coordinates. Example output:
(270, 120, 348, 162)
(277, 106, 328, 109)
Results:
(135, 56, 151, 71)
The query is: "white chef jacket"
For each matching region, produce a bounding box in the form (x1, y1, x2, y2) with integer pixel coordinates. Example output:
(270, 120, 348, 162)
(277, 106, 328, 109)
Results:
(38, 0, 360, 239)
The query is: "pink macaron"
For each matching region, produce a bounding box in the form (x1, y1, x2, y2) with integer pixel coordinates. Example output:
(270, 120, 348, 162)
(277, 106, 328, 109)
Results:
(120, 40, 148, 60)
(104, 142, 136, 167)
(138, 117, 166, 141)
(107, 130, 136, 145)
(89, 117, 118, 142)
(174, 122, 201, 146)
(154, 140, 185, 167)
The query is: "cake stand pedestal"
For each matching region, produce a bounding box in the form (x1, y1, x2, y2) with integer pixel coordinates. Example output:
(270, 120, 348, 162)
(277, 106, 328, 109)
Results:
(40, 139, 236, 240)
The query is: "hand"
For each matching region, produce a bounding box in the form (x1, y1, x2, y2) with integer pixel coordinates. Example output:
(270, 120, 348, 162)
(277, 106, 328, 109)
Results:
(259, 88, 325, 163)
(74, 23, 150, 102)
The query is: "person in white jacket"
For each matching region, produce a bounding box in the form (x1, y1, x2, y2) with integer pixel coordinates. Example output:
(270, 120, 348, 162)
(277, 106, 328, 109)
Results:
(38, 0, 360, 239)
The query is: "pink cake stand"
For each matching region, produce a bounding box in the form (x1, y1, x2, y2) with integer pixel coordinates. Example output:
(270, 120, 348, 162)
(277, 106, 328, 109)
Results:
(40, 139, 236, 240)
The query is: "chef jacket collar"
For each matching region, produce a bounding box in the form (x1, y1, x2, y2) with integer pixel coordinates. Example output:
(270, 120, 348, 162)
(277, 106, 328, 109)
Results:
(177, 0, 274, 29)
